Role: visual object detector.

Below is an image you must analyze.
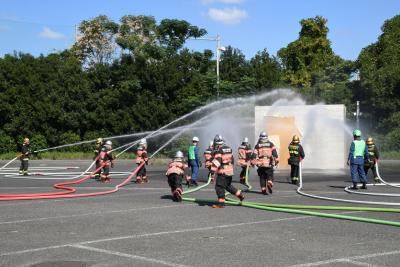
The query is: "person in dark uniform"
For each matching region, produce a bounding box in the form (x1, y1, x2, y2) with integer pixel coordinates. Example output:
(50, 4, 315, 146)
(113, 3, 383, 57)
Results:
(19, 137, 31, 176)
(364, 136, 380, 183)
(288, 135, 305, 185)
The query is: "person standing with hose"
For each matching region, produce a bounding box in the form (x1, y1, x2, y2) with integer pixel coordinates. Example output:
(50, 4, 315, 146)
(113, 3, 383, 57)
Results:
(99, 140, 114, 183)
(347, 130, 369, 190)
(364, 136, 380, 184)
(252, 132, 279, 194)
(288, 135, 305, 185)
(238, 137, 252, 185)
(135, 138, 149, 183)
(204, 140, 214, 183)
(210, 135, 244, 208)
(93, 138, 104, 180)
(188, 136, 201, 186)
(19, 137, 33, 176)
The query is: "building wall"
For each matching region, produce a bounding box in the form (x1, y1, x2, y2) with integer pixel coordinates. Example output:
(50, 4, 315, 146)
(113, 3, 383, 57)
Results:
(255, 105, 347, 170)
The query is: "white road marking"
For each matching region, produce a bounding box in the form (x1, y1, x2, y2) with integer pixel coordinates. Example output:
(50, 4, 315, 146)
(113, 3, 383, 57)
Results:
(0, 203, 194, 225)
(289, 250, 400, 267)
(71, 244, 190, 267)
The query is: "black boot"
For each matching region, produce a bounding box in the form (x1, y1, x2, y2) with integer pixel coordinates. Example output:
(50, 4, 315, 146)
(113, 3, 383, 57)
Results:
(350, 183, 358, 190)
(361, 183, 367, 190)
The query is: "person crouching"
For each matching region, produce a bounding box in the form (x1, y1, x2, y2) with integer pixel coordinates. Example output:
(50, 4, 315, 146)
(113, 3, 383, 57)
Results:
(166, 151, 190, 202)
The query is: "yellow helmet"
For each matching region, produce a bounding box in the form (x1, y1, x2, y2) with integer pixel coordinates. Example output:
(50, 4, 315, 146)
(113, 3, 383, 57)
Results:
(96, 137, 103, 144)
(23, 137, 30, 144)
(366, 136, 374, 145)
(292, 135, 300, 144)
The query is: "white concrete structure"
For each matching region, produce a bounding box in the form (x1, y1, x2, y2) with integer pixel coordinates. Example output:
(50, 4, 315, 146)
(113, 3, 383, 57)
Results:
(255, 105, 347, 170)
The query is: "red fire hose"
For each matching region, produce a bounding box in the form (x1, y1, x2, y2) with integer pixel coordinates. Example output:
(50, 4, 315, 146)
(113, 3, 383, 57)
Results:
(0, 162, 144, 201)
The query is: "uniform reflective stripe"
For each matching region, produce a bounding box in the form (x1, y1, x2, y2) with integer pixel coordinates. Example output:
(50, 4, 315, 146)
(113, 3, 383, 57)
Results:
(289, 144, 299, 156)
(188, 145, 196, 160)
(353, 140, 366, 158)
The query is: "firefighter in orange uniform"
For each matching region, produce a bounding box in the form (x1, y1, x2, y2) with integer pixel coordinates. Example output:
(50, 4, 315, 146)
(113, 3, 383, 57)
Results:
(99, 140, 114, 183)
(211, 135, 244, 208)
(252, 132, 279, 194)
(166, 151, 190, 202)
(238, 137, 252, 184)
(135, 138, 149, 183)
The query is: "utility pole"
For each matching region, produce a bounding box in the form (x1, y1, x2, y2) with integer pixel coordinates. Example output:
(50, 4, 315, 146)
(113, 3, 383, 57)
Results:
(190, 34, 225, 99)
(353, 101, 362, 129)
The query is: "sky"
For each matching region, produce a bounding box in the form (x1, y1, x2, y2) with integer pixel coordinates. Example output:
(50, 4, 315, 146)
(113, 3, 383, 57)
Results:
(0, 0, 399, 60)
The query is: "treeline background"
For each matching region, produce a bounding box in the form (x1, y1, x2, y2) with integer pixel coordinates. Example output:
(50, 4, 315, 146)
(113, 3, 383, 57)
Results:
(0, 15, 399, 156)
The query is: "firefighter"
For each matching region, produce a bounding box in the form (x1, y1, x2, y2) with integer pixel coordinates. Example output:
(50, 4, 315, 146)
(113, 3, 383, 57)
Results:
(19, 137, 32, 176)
(211, 135, 244, 208)
(99, 140, 114, 183)
(93, 137, 104, 180)
(188, 136, 202, 186)
(238, 137, 252, 185)
(204, 140, 214, 183)
(135, 138, 149, 183)
(166, 151, 190, 202)
(251, 132, 279, 194)
(288, 135, 305, 185)
(364, 136, 380, 183)
(347, 129, 369, 190)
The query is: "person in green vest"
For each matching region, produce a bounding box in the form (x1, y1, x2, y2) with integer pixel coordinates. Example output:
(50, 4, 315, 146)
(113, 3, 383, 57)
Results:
(364, 136, 380, 183)
(187, 136, 202, 186)
(347, 129, 369, 190)
(288, 135, 305, 185)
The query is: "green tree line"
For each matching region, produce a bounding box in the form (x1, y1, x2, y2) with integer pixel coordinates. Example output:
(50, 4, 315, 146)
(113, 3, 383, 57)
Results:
(0, 14, 399, 153)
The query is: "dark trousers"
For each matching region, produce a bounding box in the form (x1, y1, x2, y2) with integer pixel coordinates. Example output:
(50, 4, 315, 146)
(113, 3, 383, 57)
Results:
(137, 165, 147, 177)
(258, 167, 274, 188)
(215, 175, 238, 199)
(290, 164, 299, 178)
(19, 159, 29, 173)
(168, 173, 183, 192)
(240, 166, 247, 179)
(364, 165, 378, 178)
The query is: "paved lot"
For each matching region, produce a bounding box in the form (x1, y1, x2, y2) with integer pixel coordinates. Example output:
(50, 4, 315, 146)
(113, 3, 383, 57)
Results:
(0, 160, 399, 267)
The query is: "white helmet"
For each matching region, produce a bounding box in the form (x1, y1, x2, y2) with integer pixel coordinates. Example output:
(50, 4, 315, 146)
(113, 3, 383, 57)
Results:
(209, 141, 214, 147)
(192, 136, 199, 142)
(214, 135, 224, 145)
(105, 140, 112, 146)
(139, 138, 147, 145)
(243, 137, 249, 143)
(175, 151, 184, 158)
(259, 131, 268, 140)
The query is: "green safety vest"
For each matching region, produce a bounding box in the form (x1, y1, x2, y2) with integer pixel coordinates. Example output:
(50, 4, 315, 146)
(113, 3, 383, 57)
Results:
(188, 145, 196, 160)
(353, 140, 366, 158)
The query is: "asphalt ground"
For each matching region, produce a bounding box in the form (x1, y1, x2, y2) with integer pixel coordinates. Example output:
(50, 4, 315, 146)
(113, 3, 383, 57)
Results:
(0, 160, 399, 267)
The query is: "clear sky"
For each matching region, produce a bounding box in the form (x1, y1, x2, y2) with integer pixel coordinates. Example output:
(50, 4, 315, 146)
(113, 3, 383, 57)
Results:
(0, 0, 399, 60)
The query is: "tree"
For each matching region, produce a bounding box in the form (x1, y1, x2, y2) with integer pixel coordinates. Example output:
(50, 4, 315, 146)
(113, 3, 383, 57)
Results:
(72, 15, 119, 66)
(278, 16, 335, 89)
(249, 48, 281, 89)
(357, 15, 400, 132)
